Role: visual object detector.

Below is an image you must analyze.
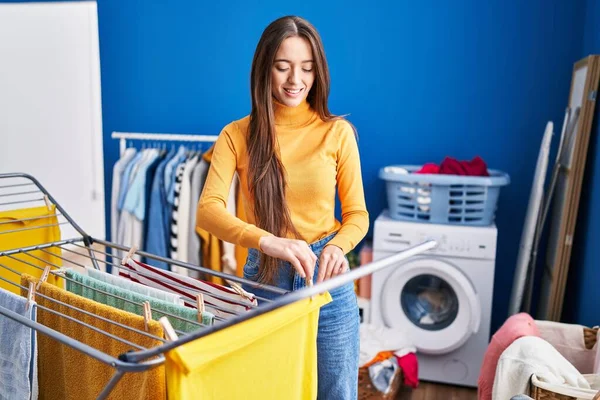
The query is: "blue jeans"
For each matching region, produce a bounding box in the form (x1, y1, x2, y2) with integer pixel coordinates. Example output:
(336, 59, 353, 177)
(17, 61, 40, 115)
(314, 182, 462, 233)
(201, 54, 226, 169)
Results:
(242, 233, 360, 400)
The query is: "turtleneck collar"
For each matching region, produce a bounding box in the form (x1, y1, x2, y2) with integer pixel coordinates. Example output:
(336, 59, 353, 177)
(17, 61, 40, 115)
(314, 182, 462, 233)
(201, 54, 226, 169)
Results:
(273, 98, 315, 127)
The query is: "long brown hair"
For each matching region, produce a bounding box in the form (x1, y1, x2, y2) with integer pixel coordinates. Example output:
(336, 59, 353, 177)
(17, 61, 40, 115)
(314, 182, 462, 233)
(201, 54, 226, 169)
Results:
(248, 16, 336, 284)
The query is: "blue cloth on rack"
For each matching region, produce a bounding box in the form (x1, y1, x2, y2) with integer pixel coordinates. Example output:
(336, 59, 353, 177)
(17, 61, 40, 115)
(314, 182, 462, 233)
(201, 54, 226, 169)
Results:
(145, 149, 176, 269)
(117, 150, 143, 211)
(0, 287, 38, 400)
(123, 149, 160, 220)
(142, 151, 167, 252)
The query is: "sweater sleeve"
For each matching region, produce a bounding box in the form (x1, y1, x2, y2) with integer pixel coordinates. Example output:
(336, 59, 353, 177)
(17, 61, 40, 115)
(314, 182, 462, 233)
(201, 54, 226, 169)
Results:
(196, 125, 272, 249)
(327, 120, 370, 253)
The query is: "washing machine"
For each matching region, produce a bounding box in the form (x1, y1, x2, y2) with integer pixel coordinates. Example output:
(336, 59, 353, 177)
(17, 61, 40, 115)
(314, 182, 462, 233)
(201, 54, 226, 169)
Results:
(370, 210, 496, 387)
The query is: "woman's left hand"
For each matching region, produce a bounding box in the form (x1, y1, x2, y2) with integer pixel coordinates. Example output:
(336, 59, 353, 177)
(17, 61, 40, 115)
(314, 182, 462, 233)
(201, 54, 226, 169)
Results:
(317, 245, 348, 283)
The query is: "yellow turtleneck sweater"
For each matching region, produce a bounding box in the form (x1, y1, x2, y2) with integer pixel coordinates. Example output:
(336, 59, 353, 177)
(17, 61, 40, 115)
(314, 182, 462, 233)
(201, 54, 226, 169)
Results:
(196, 99, 369, 254)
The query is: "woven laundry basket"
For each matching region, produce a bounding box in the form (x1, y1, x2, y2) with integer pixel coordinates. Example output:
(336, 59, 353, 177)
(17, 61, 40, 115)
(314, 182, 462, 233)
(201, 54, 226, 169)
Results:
(530, 327, 599, 400)
(530, 374, 600, 399)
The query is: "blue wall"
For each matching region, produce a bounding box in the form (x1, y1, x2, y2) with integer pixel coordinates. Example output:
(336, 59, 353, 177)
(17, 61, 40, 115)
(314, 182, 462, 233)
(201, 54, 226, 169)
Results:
(1, 0, 588, 333)
(96, 1, 586, 333)
(563, 0, 600, 327)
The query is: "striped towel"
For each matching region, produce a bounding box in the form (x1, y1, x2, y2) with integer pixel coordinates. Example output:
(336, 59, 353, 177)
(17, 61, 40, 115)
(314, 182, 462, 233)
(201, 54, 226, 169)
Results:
(120, 258, 257, 319)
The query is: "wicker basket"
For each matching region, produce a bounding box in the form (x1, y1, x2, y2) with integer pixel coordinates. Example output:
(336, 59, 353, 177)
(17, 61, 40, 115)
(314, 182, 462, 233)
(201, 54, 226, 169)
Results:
(529, 327, 599, 400)
(358, 365, 403, 400)
(530, 375, 600, 400)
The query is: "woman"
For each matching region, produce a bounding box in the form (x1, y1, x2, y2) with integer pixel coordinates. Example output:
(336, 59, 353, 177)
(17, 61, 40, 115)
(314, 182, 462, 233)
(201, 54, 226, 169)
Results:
(196, 15, 369, 399)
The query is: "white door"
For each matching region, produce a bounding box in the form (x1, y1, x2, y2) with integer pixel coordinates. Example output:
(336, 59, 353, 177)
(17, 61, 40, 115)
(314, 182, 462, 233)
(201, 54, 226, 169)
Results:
(0, 2, 105, 240)
(381, 257, 481, 355)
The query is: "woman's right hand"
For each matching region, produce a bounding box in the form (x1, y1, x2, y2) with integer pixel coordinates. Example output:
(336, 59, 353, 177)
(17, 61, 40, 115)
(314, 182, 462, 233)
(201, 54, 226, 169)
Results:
(258, 236, 317, 279)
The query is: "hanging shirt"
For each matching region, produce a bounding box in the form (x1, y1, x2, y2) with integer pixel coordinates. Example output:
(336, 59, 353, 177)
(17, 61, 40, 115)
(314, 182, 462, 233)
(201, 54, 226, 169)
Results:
(169, 162, 186, 267)
(118, 149, 160, 260)
(117, 151, 143, 211)
(145, 148, 176, 270)
(174, 154, 199, 268)
(165, 293, 332, 400)
(188, 158, 209, 274)
(111, 148, 136, 242)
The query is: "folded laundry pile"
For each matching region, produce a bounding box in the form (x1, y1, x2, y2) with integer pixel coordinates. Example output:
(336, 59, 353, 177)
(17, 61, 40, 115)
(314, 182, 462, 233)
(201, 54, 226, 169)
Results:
(359, 324, 419, 394)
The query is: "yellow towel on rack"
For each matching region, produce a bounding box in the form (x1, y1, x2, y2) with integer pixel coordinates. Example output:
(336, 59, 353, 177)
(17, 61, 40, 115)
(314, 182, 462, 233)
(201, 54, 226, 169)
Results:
(21, 274, 166, 400)
(0, 205, 62, 294)
(165, 292, 332, 400)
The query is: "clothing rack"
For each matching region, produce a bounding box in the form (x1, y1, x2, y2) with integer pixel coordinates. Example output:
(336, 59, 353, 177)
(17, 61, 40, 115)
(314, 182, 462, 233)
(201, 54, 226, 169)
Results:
(112, 131, 218, 157)
(0, 172, 437, 399)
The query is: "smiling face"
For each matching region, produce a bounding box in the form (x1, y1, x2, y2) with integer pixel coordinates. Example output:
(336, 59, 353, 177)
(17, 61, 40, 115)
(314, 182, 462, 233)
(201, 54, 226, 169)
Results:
(271, 36, 316, 107)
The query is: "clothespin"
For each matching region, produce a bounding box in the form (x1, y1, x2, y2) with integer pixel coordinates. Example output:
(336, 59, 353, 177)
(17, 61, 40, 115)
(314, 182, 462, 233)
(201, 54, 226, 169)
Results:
(196, 293, 205, 323)
(121, 245, 138, 266)
(43, 195, 52, 211)
(52, 267, 68, 277)
(305, 276, 314, 301)
(36, 266, 51, 291)
(25, 282, 36, 311)
(228, 281, 254, 302)
(142, 301, 152, 331)
(159, 316, 179, 341)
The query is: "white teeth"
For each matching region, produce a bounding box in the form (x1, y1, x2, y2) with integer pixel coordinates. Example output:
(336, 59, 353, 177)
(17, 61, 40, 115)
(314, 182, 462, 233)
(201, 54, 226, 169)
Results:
(285, 88, 302, 94)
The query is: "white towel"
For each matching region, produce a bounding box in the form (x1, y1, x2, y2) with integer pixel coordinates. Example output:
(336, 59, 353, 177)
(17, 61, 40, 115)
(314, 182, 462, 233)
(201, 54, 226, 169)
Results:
(0, 287, 38, 400)
(492, 336, 590, 400)
(87, 267, 185, 305)
(359, 323, 416, 367)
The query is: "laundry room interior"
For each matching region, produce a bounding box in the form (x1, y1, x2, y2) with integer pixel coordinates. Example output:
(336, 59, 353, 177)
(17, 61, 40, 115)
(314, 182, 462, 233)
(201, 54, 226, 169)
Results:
(1, 1, 600, 399)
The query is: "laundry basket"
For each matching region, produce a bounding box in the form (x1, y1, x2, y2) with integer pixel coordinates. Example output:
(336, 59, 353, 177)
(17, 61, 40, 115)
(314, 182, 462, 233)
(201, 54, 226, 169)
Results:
(530, 374, 600, 399)
(379, 165, 510, 226)
(529, 327, 600, 400)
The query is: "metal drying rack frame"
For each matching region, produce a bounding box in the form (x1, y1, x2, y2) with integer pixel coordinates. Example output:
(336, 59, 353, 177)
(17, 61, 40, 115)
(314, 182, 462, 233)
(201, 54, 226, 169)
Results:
(0, 164, 436, 399)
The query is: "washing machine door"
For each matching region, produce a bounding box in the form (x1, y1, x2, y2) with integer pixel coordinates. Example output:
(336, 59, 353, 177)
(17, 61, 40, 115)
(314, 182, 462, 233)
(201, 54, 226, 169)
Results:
(381, 257, 481, 355)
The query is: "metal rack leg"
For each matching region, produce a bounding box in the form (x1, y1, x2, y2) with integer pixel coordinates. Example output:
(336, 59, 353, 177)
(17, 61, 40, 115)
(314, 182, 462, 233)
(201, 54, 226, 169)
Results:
(97, 370, 126, 400)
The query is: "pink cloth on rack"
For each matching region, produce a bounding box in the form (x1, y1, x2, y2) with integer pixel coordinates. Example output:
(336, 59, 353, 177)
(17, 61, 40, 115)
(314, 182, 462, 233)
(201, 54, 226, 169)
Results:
(478, 312, 540, 400)
(120, 259, 257, 319)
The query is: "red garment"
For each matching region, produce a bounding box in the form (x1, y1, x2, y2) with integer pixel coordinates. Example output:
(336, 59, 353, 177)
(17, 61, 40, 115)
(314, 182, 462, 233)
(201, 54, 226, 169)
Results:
(415, 156, 489, 176)
(396, 352, 418, 389)
(415, 163, 440, 174)
(439, 156, 489, 176)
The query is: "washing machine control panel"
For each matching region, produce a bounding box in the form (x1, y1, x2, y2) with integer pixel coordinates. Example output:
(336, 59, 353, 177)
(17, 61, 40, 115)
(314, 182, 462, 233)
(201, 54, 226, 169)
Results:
(373, 213, 497, 259)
